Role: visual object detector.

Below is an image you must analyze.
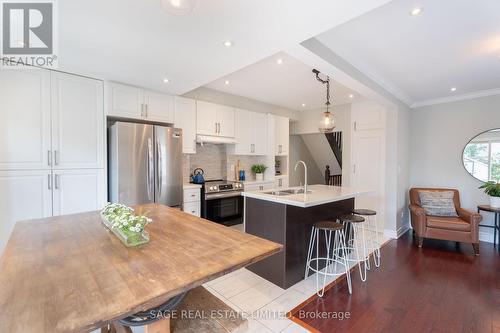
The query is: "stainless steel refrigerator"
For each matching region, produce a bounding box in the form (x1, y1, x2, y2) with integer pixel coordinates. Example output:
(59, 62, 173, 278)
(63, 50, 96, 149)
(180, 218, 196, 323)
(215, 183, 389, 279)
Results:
(108, 121, 183, 207)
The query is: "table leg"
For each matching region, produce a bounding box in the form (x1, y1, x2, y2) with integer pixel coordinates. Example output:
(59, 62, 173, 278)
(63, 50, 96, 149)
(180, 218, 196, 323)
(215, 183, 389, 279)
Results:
(145, 317, 171, 333)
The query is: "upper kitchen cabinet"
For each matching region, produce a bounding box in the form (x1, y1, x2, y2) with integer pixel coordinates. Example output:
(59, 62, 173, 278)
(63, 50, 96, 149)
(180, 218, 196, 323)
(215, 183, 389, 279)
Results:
(196, 101, 235, 138)
(0, 69, 51, 170)
(106, 82, 144, 119)
(174, 97, 197, 154)
(106, 82, 174, 124)
(144, 91, 174, 123)
(231, 109, 267, 155)
(51, 72, 104, 169)
(275, 115, 289, 156)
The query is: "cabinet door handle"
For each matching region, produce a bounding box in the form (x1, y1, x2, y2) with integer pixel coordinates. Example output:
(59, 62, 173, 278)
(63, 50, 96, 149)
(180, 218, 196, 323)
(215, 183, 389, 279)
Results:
(55, 174, 59, 189)
(145, 104, 148, 118)
(140, 103, 144, 117)
(215, 122, 218, 134)
(54, 150, 59, 166)
(48, 174, 52, 190)
(47, 150, 52, 167)
(218, 122, 221, 134)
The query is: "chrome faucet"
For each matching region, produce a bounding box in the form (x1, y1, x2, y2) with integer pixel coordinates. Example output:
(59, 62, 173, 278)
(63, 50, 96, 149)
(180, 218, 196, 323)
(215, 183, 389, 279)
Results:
(294, 160, 308, 194)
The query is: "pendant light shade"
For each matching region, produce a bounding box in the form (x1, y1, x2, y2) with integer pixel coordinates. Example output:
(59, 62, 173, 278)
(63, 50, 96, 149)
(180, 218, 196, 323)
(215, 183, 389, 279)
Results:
(312, 69, 336, 133)
(319, 111, 335, 133)
(161, 0, 198, 16)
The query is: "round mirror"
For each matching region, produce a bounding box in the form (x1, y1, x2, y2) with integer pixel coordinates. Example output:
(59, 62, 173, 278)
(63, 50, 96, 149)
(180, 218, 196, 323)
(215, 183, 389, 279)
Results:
(463, 129, 500, 182)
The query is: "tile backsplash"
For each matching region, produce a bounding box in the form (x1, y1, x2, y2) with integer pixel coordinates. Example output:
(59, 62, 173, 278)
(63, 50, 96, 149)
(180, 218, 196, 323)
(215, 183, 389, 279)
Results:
(183, 143, 268, 183)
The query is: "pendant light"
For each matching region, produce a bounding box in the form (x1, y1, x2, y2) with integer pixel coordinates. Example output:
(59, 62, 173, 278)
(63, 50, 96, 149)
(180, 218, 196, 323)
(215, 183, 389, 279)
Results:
(312, 69, 335, 133)
(161, 0, 198, 16)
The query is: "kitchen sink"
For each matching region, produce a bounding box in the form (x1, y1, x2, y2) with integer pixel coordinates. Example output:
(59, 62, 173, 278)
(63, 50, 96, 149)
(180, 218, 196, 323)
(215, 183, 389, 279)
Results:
(263, 188, 312, 196)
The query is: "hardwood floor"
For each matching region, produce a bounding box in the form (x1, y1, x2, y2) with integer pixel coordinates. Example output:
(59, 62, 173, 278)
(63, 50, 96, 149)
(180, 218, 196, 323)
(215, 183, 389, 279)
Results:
(289, 231, 500, 333)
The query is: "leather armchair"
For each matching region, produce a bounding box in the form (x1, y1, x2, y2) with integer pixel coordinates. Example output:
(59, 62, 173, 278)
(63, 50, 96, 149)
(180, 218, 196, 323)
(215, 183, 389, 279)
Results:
(409, 188, 482, 255)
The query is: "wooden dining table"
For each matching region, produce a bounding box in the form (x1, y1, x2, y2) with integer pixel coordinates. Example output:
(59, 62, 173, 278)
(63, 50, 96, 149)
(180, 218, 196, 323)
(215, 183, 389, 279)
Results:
(0, 204, 282, 333)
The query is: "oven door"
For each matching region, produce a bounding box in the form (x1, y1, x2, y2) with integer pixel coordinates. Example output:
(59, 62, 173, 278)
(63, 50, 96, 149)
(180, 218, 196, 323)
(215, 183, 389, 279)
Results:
(204, 192, 243, 226)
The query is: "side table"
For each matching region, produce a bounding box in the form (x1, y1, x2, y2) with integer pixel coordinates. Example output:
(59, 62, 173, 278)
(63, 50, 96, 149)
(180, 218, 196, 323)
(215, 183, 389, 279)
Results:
(477, 205, 500, 250)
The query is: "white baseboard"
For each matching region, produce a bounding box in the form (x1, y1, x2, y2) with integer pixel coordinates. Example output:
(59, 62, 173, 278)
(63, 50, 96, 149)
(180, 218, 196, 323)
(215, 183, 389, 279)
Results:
(384, 224, 410, 239)
(479, 231, 495, 244)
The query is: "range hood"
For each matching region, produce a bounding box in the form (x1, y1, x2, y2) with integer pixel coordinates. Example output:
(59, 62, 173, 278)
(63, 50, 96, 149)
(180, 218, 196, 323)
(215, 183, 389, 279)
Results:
(196, 135, 236, 145)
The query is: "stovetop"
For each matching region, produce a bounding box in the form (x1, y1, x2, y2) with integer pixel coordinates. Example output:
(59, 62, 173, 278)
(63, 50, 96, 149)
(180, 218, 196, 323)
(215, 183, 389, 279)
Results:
(201, 179, 244, 194)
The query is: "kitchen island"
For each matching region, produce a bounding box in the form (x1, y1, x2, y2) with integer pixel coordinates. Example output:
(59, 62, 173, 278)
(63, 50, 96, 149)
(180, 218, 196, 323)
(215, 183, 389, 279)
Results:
(242, 184, 372, 289)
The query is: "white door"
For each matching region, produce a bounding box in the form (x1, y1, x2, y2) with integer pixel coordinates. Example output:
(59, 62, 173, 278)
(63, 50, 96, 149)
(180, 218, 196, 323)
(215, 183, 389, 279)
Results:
(196, 101, 218, 136)
(174, 97, 197, 154)
(52, 169, 105, 216)
(251, 112, 268, 155)
(106, 82, 144, 119)
(145, 91, 174, 123)
(234, 109, 252, 154)
(51, 72, 104, 169)
(216, 104, 235, 138)
(351, 106, 386, 231)
(0, 69, 51, 170)
(0, 170, 52, 254)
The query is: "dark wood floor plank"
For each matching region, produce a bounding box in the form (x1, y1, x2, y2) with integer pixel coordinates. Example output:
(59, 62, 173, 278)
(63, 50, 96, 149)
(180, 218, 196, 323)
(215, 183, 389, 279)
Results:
(290, 231, 500, 333)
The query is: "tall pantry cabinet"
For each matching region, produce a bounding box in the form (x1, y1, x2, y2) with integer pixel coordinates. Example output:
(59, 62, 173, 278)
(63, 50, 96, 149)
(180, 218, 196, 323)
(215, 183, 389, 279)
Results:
(0, 68, 106, 253)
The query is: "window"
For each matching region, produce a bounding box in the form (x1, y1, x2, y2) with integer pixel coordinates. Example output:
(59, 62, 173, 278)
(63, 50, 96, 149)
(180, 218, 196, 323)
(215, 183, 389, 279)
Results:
(464, 140, 500, 182)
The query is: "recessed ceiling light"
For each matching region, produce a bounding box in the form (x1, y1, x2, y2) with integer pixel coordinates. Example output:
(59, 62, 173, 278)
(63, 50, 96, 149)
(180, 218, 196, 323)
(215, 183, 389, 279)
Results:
(450, 87, 457, 92)
(223, 40, 233, 47)
(163, 78, 170, 83)
(276, 58, 283, 65)
(301, 103, 306, 107)
(349, 94, 354, 99)
(224, 80, 230, 85)
(410, 7, 423, 16)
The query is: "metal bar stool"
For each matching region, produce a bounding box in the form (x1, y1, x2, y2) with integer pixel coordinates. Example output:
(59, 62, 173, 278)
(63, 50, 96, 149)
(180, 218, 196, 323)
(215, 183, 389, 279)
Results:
(352, 209, 380, 268)
(305, 221, 352, 297)
(338, 214, 370, 282)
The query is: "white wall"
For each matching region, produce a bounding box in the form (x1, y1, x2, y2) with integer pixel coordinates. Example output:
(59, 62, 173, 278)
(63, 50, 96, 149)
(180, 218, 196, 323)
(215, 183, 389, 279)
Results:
(289, 135, 325, 187)
(411, 94, 500, 242)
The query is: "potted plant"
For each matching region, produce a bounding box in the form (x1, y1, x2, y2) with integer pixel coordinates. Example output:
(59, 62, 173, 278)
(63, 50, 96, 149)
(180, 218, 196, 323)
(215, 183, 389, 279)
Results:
(251, 164, 268, 181)
(479, 181, 500, 208)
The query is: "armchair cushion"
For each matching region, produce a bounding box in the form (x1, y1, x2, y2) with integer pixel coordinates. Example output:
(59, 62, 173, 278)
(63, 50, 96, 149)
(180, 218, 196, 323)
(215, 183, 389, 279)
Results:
(427, 216, 471, 232)
(418, 190, 458, 217)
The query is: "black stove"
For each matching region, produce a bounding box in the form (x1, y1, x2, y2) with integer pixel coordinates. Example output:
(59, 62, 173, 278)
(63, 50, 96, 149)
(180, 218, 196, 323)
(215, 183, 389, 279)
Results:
(196, 180, 244, 226)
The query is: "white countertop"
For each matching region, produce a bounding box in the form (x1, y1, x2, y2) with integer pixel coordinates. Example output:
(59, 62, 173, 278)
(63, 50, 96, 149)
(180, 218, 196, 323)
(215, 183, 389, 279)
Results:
(242, 179, 275, 185)
(242, 184, 373, 208)
(183, 183, 202, 189)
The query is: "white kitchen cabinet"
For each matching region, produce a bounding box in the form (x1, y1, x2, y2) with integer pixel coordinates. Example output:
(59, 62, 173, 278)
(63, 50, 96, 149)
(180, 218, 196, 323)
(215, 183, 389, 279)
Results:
(233, 109, 252, 155)
(145, 91, 174, 123)
(51, 72, 104, 169)
(196, 101, 235, 138)
(0, 69, 51, 170)
(275, 115, 289, 156)
(252, 112, 268, 155)
(106, 82, 174, 123)
(183, 187, 201, 217)
(52, 169, 106, 216)
(106, 82, 144, 119)
(174, 97, 197, 154)
(0, 170, 53, 253)
(196, 101, 217, 135)
(232, 109, 267, 155)
(216, 104, 235, 138)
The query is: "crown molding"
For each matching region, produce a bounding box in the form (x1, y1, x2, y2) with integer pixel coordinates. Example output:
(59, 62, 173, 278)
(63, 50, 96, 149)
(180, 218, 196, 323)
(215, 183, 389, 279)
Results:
(411, 88, 500, 108)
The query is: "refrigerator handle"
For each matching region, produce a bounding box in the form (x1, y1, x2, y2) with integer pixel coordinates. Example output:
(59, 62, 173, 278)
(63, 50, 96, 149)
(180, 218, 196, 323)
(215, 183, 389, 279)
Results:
(147, 138, 153, 201)
(156, 139, 163, 198)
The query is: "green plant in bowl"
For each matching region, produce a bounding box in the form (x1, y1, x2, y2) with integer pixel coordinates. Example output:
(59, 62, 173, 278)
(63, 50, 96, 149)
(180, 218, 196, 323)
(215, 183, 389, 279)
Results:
(101, 203, 153, 247)
(479, 181, 500, 208)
